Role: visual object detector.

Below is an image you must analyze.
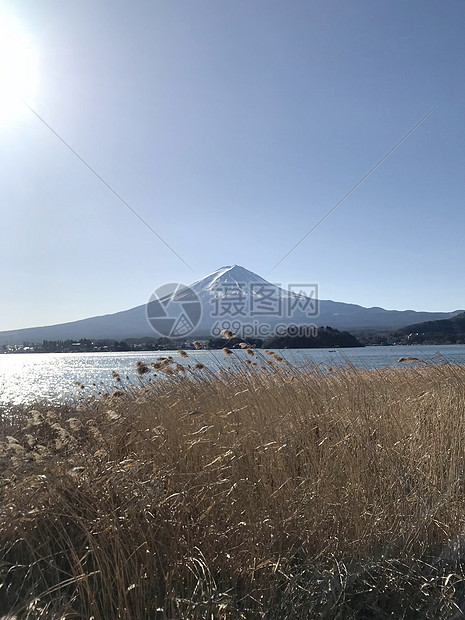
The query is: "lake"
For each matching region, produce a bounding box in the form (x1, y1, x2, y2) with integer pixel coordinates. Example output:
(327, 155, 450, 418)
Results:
(1, 344, 465, 408)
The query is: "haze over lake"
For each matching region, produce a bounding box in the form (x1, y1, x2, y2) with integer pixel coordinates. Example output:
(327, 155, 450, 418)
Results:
(1, 345, 465, 408)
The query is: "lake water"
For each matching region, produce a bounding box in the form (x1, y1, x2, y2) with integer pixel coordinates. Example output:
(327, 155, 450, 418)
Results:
(1, 344, 465, 408)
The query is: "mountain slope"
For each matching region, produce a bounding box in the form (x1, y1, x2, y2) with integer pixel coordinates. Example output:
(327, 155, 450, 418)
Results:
(0, 266, 462, 345)
(395, 312, 465, 336)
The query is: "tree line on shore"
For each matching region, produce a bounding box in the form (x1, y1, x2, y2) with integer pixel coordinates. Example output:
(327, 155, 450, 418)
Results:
(1, 326, 364, 353)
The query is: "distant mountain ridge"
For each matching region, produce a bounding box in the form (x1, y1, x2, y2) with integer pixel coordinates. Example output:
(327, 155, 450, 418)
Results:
(0, 265, 462, 345)
(387, 312, 465, 344)
(394, 312, 465, 336)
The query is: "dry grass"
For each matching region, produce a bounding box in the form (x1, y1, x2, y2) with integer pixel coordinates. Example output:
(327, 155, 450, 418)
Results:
(2, 355, 465, 618)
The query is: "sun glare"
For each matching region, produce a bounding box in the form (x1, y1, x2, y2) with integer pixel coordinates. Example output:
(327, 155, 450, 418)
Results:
(0, 12, 38, 124)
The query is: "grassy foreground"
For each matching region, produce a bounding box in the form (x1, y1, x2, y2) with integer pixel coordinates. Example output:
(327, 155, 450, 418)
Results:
(2, 352, 465, 618)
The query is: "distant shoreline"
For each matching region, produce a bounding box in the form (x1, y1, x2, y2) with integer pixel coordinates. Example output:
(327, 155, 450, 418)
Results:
(3, 342, 465, 355)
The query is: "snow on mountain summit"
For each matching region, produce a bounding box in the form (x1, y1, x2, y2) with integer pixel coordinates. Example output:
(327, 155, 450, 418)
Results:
(190, 265, 271, 295)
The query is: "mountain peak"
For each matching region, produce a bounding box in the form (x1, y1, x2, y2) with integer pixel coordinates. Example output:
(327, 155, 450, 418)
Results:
(216, 264, 250, 274)
(191, 265, 270, 293)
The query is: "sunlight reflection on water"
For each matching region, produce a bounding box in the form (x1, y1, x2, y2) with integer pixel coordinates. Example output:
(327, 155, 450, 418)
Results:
(1, 345, 465, 408)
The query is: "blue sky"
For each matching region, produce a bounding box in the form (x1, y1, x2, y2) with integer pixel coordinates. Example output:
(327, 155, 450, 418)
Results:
(1, 0, 464, 330)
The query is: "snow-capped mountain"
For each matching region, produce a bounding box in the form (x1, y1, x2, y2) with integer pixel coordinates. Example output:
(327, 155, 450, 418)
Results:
(191, 265, 273, 293)
(0, 265, 462, 344)
(187, 265, 318, 337)
(191, 265, 299, 301)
